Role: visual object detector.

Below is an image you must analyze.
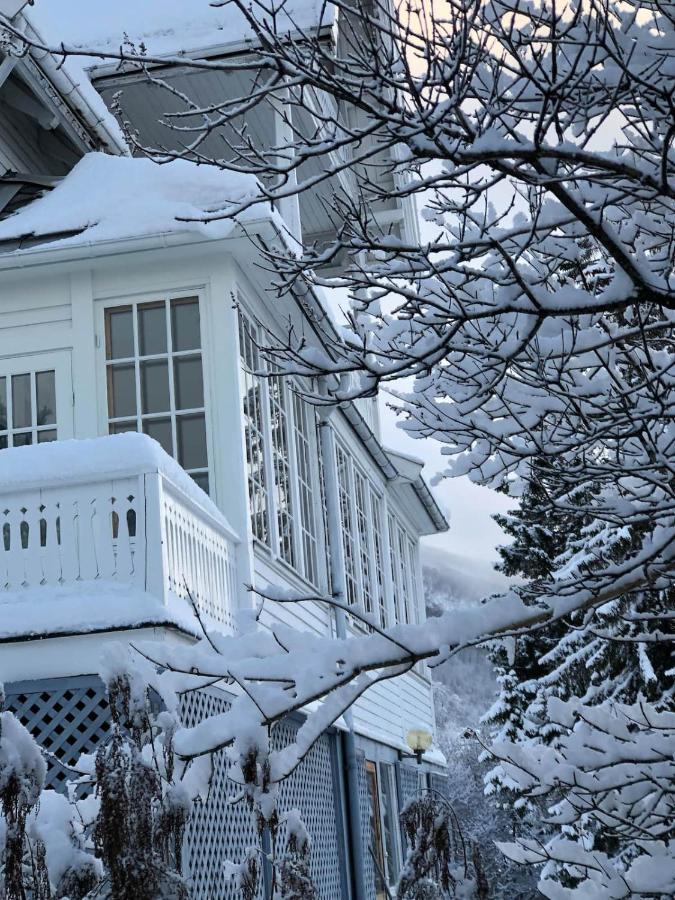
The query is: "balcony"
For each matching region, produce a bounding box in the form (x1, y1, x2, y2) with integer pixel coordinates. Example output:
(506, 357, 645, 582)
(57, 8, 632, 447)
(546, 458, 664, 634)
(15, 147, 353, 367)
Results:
(0, 433, 239, 642)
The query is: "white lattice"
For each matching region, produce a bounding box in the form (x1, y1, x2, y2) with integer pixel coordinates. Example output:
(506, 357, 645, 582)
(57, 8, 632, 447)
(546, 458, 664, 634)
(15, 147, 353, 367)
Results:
(4, 678, 111, 790)
(181, 690, 263, 900)
(273, 720, 346, 899)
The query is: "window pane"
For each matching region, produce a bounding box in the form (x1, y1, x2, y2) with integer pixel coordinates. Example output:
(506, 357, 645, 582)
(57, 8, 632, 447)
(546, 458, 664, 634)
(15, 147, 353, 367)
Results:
(109, 420, 136, 435)
(13, 432, 32, 447)
(171, 298, 201, 351)
(174, 356, 204, 410)
(0, 435, 7, 450)
(140, 360, 170, 414)
(106, 307, 134, 359)
(191, 472, 209, 494)
(36, 371, 56, 426)
(0, 377, 6, 431)
(177, 414, 207, 470)
(12, 373, 31, 429)
(138, 302, 167, 356)
(108, 364, 137, 418)
(37, 429, 57, 443)
(143, 417, 173, 455)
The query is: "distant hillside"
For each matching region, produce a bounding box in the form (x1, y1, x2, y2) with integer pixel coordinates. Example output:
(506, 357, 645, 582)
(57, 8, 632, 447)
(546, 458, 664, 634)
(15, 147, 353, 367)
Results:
(421, 544, 509, 614)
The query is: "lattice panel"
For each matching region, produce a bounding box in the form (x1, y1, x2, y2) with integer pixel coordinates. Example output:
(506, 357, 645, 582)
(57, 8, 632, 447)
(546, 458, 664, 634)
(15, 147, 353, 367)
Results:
(430, 772, 450, 800)
(355, 750, 377, 899)
(272, 720, 346, 899)
(181, 690, 263, 900)
(398, 764, 420, 810)
(4, 678, 111, 790)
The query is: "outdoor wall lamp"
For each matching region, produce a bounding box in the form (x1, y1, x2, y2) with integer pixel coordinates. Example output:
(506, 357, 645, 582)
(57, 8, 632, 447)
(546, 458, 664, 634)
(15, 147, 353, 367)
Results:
(406, 728, 433, 765)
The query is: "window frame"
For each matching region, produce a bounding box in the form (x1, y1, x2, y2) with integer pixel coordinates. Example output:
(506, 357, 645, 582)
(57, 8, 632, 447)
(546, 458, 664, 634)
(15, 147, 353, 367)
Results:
(97, 291, 213, 493)
(0, 351, 73, 447)
(238, 307, 325, 589)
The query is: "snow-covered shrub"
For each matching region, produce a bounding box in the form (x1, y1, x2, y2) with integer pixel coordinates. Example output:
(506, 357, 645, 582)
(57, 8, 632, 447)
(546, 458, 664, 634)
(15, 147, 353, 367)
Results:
(93, 668, 190, 900)
(0, 684, 46, 900)
(277, 809, 317, 899)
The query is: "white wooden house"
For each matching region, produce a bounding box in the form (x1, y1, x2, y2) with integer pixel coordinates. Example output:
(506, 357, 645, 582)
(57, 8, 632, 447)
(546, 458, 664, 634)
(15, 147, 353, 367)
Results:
(0, 2, 448, 897)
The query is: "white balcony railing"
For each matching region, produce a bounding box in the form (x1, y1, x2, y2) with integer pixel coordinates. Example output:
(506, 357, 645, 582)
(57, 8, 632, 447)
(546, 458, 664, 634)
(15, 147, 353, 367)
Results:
(0, 433, 238, 635)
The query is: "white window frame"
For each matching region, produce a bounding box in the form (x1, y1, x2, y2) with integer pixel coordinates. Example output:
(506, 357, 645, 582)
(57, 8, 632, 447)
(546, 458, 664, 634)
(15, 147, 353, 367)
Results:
(238, 307, 325, 588)
(96, 291, 213, 492)
(388, 512, 423, 625)
(336, 441, 390, 627)
(0, 351, 73, 446)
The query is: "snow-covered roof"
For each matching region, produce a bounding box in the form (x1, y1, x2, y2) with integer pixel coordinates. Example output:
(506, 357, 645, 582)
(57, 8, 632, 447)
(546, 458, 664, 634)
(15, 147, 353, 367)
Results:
(28, 0, 335, 60)
(0, 152, 262, 251)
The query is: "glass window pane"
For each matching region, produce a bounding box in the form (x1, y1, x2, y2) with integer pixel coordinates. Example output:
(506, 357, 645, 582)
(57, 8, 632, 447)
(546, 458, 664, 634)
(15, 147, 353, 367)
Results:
(36, 371, 56, 426)
(191, 472, 209, 494)
(143, 417, 173, 456)
(109, 420, 137, 435)
(171, 298, 201, 351)
(139, 302, 167, 356)
(174, 355, 204, 410)
(12, 373, 31, 429)
(0, 435, 7, 450)
(177, 414, 207, 470)
(106, 307, 134, 359)
(108, 364, 137, 419)
(140, 360, 170, 414)
(37, 429, 57, 443)
(13, 432, 32, 447)
(0, 377, 6, 431)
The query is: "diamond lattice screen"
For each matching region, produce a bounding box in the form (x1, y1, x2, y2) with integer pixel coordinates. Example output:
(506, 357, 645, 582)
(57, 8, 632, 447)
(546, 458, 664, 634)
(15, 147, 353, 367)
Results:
(4, 678, 111, 790)
(181, 689, 263, 900)
(273, 719, 346, 899)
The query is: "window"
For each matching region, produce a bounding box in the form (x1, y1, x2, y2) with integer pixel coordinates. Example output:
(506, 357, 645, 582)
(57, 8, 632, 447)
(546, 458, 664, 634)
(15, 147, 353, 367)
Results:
(336, 444, 359, 605)
(238, 310, 322, 585)
(388, 514, 421, 625)
(0, 369, 57, 447)
(239, 315, 269, 545)
(105, 297, 209, 492)
(336, 444, 388, 625)
(293, 392, 320, 587)
(366, 760, 403, 897)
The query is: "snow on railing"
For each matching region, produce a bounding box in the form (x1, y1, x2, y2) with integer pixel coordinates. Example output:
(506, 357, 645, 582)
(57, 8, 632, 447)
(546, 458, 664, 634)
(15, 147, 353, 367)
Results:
(0, 434, 238, 631)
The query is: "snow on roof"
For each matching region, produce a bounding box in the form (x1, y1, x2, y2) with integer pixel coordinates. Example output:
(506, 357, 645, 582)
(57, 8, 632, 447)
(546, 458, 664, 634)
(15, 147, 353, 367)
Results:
(28, 0, 335, 59)
(0, 152, 261, 250)
(19, 12, 128, 153)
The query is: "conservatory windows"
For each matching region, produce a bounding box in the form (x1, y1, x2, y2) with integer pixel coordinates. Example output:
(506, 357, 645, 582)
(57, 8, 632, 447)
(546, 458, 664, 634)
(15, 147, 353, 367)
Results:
(0, 369, 57, 447)
(336, 444, 388, 624)
(105, 297, 209, 493)
(238, 311, 321, 585)
(388, 514, 420, 625)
